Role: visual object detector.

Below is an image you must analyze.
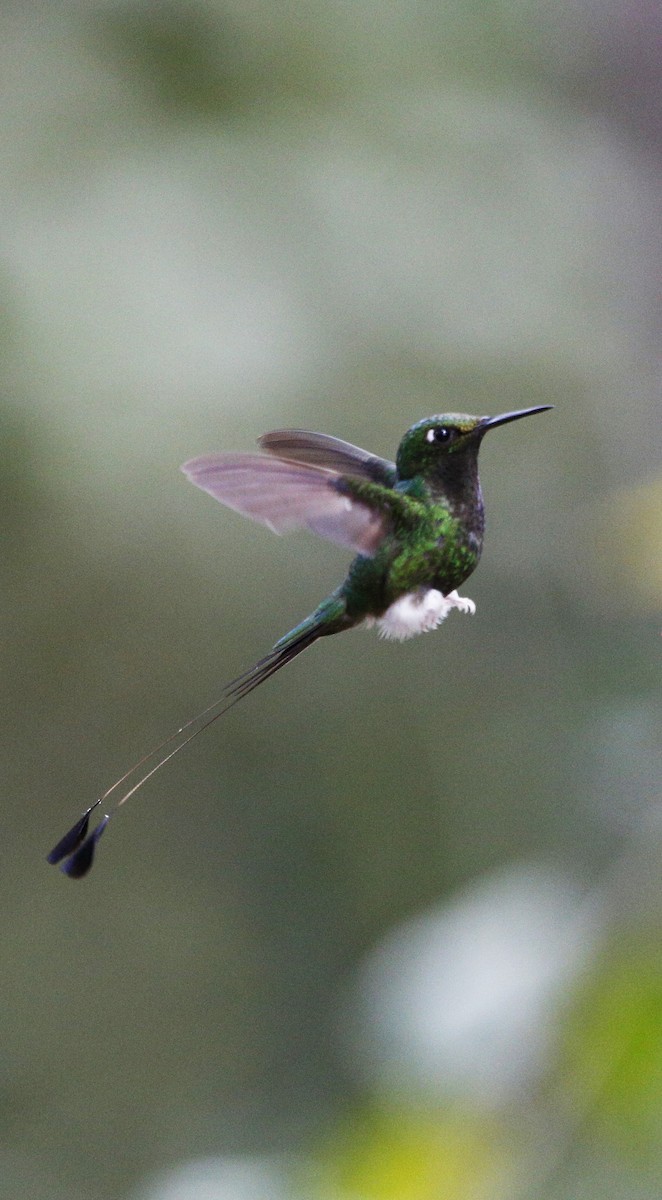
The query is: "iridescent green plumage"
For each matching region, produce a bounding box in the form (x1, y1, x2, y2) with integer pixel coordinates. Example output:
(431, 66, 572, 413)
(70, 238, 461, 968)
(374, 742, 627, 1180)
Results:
(264, 409, 549, 648)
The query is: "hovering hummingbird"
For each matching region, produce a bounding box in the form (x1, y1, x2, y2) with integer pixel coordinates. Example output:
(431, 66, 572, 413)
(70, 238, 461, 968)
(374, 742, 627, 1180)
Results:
(47, 405, 552, 878)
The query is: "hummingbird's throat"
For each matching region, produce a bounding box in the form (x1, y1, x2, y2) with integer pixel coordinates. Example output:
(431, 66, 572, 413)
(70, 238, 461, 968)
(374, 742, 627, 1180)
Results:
(364, 588, 476, 641)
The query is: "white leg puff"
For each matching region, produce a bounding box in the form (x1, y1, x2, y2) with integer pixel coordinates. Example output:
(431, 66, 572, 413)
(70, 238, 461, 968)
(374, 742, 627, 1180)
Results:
(372, 587, 476, 641)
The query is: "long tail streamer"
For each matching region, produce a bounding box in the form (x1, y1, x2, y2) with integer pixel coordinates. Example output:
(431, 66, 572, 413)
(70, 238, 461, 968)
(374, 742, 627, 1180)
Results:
(47, 628, 321, 879)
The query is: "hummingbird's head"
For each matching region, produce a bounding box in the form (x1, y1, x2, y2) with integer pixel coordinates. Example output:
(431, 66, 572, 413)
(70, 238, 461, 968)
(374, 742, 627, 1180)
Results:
(396, 406, 552, 482)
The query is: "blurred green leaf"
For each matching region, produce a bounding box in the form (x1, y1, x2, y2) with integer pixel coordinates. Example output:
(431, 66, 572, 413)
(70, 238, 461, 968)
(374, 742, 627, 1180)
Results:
(563, 946, 662, 1162)
(309, 1105, 505, 1200)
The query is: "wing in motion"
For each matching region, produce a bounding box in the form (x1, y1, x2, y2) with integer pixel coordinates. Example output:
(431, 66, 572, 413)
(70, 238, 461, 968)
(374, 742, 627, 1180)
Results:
(257, 429, 397, 486)
(181, 453, 389, 556)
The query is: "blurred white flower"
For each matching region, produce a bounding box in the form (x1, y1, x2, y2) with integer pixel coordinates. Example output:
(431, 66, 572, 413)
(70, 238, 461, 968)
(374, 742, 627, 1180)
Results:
(346, 861, 600, 1106)
(131, 1156, 289, 1200)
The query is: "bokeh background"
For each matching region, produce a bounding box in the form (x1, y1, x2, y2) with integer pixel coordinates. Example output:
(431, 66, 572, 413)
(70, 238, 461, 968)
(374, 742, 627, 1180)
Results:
(2, 2, 661, 1198)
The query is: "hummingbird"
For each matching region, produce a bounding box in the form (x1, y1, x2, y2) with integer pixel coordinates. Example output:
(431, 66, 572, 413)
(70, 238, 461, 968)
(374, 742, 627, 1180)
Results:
(47, 405, 552, 878)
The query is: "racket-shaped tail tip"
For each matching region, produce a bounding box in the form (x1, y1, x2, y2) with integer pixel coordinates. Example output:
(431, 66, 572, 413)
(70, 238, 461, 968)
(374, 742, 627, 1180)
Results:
(46, 799, 102, 865)
(59, 814, 111, 879)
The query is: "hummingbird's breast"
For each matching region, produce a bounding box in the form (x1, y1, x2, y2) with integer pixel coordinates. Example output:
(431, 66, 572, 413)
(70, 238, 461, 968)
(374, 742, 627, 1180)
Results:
(431, 522, 483, 593)
(362, 528, 475, 623)
(339, 478, 485, 624)
(434, 476, 485, 585)
(397, 486, 485, 597)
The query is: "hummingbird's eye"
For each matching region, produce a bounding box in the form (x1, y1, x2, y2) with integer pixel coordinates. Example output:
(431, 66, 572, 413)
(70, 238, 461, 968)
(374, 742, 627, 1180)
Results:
(426, 426, 452, 444)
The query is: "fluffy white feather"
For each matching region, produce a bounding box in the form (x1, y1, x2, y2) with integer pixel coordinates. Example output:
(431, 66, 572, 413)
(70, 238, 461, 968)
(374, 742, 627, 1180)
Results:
(364, 588, 476, 641)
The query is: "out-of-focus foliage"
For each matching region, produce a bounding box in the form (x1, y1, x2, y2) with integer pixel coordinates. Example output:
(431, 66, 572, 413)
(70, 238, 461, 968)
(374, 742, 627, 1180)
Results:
(308, 1107, 507, 1200)
(1, 2, 660, 1198)
(591, 480, 662, 611)
(563, 945, 662, 1159)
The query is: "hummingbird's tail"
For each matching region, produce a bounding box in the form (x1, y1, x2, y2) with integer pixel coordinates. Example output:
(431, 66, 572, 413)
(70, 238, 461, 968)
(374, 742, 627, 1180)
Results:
(46, 597, 347, 879)
(226, 593, 347, 702)
(224, 620, 324, 703)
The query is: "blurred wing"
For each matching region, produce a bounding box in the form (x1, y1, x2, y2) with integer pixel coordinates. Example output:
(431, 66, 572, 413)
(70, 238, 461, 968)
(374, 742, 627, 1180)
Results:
(181, 454, 389, 556)
(257, 429, 397, 486)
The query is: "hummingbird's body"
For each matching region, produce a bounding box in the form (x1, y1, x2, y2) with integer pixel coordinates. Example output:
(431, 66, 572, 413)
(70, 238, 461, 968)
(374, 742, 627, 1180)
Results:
(333, 463, 485, 631)
(47, 406, 551, 877)
(270, 474, 482, 652)
(203, 411, 504, 696)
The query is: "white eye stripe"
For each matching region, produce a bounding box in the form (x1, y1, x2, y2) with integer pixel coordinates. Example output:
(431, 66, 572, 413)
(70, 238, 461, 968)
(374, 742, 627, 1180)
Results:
(426, 428, 435, 443)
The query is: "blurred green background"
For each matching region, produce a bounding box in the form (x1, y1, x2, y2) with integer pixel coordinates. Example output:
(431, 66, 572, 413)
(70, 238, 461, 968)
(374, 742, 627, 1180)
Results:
(2, 2, 661, 1198)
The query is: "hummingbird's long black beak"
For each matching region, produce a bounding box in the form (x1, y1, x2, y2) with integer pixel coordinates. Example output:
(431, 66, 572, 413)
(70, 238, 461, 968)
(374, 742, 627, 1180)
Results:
(480, 405, 553, 431)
